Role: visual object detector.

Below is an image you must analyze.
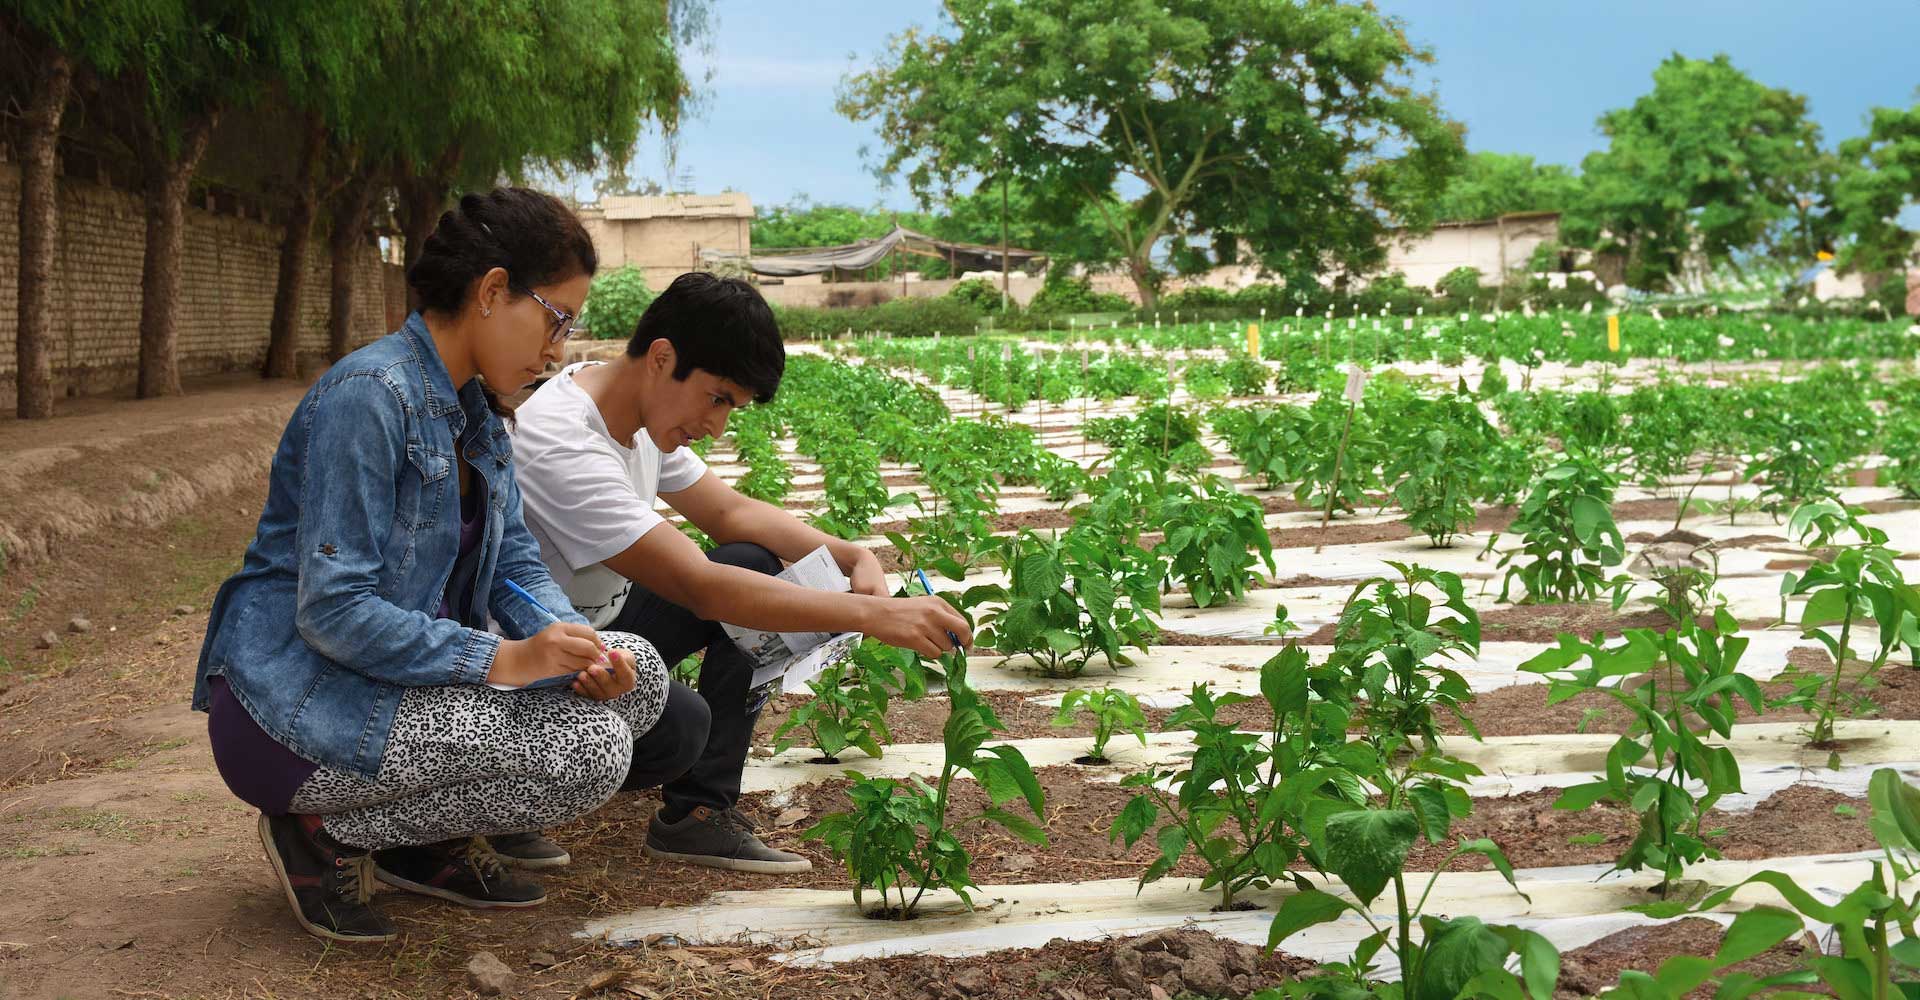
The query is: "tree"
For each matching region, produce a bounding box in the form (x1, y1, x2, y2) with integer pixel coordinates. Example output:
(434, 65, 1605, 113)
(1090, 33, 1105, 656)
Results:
(1426, 152, 1583, 223)
(1, 8, 146, 417)
(94, 1, 273, 399)
(838, 0, 1464, 310)
(1833, 102, 1920, 280)
(1563, 54, 1826, 289)
(371, 0, 694, 278)
(260, 1, 388, 379)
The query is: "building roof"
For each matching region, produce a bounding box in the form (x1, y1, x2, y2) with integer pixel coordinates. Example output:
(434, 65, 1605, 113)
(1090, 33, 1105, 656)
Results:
(594, 192, 753, 221)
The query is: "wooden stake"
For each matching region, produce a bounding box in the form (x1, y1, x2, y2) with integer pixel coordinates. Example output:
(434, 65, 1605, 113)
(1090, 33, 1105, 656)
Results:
(1316, 400, 1358, 553)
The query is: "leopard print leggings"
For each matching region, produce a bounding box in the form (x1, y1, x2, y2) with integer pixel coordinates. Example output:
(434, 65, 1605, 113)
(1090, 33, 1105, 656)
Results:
(289, 631, 667, 850)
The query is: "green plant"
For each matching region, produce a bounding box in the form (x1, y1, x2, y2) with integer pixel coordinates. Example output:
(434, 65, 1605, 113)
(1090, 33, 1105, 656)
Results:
(805, 652, 1046, 919)
(1213, 405, 1308, 490)
(1327, 563, 1482, 748)
(1772, 500, 1920, 746)
(812, 438, 914, 540)
(582, 266, 655, 339)
(1051, 686, 1148, 763)
(1489, 455, 1626, 603)
(1435, 265, 1484, 302)
(964, 527, 1162, 678)
(1521, 610, 1761, 893)
(1639, 768, 1920, 1000)
(1154, 477, 1276, 607)
(771, 660, 893, 763)
(1113, 647, 1352, 911)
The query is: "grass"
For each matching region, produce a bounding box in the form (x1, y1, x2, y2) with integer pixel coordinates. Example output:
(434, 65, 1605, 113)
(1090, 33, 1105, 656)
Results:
(11, 583, 39, 623)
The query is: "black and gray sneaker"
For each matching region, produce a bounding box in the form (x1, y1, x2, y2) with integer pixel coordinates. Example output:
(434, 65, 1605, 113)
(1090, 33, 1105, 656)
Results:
(257, 813, 397, 943)
(644, 805, 813, 874)
(372, 836, 547, 908)
(486, 830, 571, 869)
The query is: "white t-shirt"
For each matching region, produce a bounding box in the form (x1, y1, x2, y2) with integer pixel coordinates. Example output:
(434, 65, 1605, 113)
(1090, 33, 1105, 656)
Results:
(511, 361, 709, 627)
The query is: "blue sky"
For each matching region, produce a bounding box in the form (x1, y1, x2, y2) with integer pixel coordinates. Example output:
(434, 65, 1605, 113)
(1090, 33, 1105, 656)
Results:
(582, 0, 1920, 213)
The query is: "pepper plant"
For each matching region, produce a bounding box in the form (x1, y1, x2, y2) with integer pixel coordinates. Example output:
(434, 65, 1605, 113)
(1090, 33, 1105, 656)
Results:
(1772, 500, 1920, 746)
(1489, 454, 1626, 604)
(805, 651, 1046, 920)
(1051, 686, 1149, 763)
(963, 526, 1162, 678)
(1155, 476, 1276, 607)
(1520, 610, 1761, 893)
(1326, 563, 1482, 748)
(1112, 646, 1356, 911)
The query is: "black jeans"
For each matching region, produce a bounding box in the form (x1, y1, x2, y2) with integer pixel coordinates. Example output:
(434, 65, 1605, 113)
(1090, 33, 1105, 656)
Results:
(609, 541, 780, 818)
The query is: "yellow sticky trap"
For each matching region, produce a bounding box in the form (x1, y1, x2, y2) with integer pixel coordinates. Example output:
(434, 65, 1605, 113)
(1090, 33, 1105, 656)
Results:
(1247, 323, 1261, 356)
(1607, 314, 1621, 352)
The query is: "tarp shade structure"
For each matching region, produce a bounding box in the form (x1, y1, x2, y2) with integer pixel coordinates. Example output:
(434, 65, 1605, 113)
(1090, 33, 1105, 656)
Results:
(700, 225, 1046, 278)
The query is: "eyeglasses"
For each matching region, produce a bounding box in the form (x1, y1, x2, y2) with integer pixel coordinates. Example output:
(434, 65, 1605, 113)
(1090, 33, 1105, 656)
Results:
(515, 285, 579, 344)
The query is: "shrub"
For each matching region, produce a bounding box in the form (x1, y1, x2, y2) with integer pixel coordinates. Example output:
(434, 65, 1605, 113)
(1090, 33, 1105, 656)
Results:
(582, 266, 655, 340)
(1434, 265, 1484, 301)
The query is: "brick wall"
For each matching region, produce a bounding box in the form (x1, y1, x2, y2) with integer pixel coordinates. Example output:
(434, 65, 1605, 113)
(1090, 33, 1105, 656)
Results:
(0, 162, 405, 406)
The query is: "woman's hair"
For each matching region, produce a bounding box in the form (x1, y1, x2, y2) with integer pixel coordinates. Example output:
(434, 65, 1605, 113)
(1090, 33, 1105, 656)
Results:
(406, 187, 598, 423)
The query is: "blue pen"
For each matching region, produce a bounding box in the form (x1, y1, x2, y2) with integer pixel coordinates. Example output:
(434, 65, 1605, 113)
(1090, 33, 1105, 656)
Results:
(914, 568, 965, 651)
(501, 580, 601, 688)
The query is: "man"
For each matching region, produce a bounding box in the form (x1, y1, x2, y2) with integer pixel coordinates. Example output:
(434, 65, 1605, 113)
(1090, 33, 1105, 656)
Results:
(500, 272, 973, 873)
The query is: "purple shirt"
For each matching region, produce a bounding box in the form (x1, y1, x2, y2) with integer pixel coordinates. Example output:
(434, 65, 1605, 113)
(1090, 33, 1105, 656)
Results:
(208, 479, 486, 814)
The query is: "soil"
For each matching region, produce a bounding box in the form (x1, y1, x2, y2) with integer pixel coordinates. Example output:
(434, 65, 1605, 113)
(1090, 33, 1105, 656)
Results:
(1457, 647, 1920, 737)
(1402, 784, 1876, 874)
(781, 927, 1316, 1000)
(591, 772, 1878, 909)
(1553, 917, 1819, 1000)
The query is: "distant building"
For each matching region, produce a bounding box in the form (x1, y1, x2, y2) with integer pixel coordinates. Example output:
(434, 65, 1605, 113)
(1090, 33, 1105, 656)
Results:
(577, 193, 753, 291)
(1170, 211, 1564, 298)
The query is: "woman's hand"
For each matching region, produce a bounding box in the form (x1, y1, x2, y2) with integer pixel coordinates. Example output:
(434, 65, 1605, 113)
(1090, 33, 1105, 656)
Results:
(571, 647, 637, 701)
(489, 622, 607, 688)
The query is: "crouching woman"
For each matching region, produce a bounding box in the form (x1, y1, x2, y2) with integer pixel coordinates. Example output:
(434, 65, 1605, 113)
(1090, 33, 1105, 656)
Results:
(190, 186, 667, 942)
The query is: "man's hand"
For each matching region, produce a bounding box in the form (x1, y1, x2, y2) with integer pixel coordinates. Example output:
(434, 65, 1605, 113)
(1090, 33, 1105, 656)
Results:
(844, 546, 891, 598)
(862, 595, 974, 659)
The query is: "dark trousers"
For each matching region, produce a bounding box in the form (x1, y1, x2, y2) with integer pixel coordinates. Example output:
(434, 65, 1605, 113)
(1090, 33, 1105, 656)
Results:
(609, 542, 780, 818)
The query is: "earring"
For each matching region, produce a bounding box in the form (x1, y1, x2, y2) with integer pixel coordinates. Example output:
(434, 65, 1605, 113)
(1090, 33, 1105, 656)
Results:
(481, 306, 491, 317)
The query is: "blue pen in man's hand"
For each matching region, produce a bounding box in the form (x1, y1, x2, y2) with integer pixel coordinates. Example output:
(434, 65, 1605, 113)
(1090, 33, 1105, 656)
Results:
(914, 568, 965, 652)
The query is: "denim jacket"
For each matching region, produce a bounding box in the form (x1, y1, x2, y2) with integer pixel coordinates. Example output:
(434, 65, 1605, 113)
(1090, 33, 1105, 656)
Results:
(192, 313, 586, 780)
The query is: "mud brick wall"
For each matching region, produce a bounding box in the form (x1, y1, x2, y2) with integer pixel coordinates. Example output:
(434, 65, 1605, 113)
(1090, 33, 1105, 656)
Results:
(0, 162, 406, 406)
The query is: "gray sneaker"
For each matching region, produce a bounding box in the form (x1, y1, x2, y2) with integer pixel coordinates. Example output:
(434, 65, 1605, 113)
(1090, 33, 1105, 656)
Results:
(644, 805, 813, 874)
(487, 831, 571, 869)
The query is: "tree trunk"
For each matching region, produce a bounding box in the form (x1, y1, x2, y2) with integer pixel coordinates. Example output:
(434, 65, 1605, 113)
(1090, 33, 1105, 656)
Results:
(263, 117, 327, 379)
(327, 173, 377, 361)
(14, 48, 73, 419)
(135, 112, 218, 400)
(1128, 255, 1158, 312)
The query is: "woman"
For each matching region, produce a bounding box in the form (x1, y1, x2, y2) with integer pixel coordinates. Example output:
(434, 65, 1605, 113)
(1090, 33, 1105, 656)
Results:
(191, 187, 668, 943)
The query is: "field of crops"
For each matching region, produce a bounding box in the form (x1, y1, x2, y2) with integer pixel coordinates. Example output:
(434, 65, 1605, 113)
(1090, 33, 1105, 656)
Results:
(606, 310, 1920, 999)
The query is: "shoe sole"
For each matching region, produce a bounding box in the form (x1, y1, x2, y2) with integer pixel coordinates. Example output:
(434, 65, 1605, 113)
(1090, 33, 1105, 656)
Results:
(372, 866, 547, 909)
(495, 851, 570, 870)
(643, 842, 814, 874)
(256, 814, 397, 944)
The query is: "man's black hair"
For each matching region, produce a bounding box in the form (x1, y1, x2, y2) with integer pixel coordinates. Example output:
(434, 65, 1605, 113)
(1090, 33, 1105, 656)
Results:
(627, 272, 785, 403)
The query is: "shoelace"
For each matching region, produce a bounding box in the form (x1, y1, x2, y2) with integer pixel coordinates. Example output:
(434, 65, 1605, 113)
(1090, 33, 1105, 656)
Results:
(333, 854, 375, 905)
(721, 807, 760, 834)
(455, 835, 508, 886)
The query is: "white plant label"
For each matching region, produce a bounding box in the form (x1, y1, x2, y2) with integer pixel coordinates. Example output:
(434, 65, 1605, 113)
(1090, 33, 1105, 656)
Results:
(1344, 365, 1368, 405)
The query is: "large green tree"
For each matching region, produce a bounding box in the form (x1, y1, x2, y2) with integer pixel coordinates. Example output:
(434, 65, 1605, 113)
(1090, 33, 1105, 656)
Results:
(2, 5, 149, 416)
(1833, 102, 1920, 280)
(1563, 53, 1826, 289)
(1427, 151, 1583, 223)
(838, 0, 1464, 310)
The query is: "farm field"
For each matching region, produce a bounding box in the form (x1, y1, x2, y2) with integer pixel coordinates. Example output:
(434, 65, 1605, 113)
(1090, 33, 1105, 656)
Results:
(4, 309, 1920, 998)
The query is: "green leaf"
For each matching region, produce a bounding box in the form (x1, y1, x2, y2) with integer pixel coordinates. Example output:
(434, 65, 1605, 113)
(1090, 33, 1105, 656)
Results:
(1264, 888, 1350, 952)
(1414, 916, 1510, 1000)
(979, 807, 1048, 845)
(1323, 809, 1418, 906)
(1260, 645, 1310, 719)
(1713, 905, 1802, 968)
(980, 744, 1046, 817)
